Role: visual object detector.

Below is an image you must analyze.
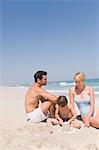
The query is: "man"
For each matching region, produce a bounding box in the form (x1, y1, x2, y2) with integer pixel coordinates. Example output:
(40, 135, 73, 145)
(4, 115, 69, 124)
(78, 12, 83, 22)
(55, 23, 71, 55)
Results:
(25, 70, 57, 123)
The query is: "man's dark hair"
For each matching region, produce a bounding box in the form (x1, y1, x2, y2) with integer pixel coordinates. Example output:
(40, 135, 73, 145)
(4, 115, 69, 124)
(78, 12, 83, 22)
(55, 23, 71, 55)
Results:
(34, 71, 47, 82)
(57, 96, 68, 107)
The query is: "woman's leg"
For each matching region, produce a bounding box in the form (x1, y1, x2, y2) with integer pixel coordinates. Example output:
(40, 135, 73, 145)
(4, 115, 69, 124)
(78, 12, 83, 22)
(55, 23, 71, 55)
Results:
(90, 109, 99, 129)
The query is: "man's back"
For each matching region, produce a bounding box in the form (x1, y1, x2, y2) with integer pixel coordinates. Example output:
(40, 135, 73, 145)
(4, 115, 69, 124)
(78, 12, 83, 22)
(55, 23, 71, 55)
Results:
(25, 84, 42, 113)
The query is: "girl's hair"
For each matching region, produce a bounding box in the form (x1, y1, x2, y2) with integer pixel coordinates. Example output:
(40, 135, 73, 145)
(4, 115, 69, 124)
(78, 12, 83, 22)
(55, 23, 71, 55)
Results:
(57, 96, 68, 107)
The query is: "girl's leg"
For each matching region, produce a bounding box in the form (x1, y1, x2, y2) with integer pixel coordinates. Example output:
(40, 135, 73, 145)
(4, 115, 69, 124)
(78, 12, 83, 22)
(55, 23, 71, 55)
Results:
(47, 118, 59, 133)
(70, 119, 81, 129)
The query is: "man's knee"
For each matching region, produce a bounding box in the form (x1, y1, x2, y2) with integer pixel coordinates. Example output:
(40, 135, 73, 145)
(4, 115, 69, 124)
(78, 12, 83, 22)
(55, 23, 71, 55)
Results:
(41, 101, 53, 113)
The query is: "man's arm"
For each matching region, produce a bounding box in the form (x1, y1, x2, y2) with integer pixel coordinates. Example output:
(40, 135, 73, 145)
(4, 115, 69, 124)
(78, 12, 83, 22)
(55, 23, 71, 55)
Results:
(39, 88, 57, 103)
(40, 97, 48, 103)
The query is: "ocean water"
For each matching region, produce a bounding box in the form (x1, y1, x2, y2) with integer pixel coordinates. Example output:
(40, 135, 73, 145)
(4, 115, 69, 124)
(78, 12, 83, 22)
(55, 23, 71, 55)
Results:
(8, 78, 98, 98)
(44, 78, 99, 96)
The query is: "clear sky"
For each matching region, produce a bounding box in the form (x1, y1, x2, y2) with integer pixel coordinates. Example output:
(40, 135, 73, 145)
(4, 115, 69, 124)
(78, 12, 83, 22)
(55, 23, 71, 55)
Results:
(0, 0, 99, 85)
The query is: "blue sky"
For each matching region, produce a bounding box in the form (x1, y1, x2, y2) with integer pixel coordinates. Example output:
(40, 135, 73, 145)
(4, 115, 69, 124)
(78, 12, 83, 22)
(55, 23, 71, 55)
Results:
(0, 0, 99, 85)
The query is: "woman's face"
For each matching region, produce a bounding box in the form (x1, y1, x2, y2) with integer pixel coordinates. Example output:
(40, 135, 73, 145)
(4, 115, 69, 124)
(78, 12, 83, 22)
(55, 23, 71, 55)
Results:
(74, 79, 84, 88)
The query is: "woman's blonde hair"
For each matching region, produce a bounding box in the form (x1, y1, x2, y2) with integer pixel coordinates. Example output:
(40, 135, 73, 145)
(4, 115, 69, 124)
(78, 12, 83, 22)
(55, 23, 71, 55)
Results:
(74, 72, 86, 81)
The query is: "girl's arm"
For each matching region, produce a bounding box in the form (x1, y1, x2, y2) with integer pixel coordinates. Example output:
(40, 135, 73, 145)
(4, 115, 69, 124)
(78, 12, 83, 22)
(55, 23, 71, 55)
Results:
(68, 104, 77, 124)
(55, 104, 63, 125)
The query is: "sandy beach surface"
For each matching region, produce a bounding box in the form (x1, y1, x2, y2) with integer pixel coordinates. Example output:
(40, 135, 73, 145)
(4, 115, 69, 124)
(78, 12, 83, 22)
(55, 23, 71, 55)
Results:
(0, 86, 99, 150)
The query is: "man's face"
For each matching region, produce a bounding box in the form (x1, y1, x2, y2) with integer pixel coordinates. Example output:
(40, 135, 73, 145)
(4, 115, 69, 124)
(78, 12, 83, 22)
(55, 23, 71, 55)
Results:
(41, 75, 48, 85)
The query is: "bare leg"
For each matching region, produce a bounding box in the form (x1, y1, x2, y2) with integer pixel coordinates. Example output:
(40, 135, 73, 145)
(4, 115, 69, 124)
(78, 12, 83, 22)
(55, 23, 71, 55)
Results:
(90, 109, 99, 129)
(40, 101, 53, 114)
(50, 104, 55, 118)
(47, 118, 59, 133)
(70, 120, 81, 129)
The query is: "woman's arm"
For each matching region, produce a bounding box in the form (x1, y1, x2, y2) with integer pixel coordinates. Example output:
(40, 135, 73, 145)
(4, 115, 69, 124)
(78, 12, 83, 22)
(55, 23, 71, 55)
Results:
(87, 87, 95, 117)
(69, 88, 74, 107)
(82, 87, 95, 127)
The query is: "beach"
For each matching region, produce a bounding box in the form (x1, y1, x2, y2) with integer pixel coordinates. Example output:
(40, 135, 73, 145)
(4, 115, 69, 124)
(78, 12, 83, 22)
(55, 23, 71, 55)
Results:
(0, 86, 99, 150)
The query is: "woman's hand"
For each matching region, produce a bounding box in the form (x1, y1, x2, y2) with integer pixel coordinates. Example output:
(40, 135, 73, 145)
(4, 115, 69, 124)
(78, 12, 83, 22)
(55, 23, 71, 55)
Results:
(83, 116, 90, 127)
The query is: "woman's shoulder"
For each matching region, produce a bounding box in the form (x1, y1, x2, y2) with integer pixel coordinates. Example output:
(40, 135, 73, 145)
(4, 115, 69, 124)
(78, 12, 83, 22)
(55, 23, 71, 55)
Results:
(85, 85, 94, 93)
(69, 86, 75, 92)
(85, 85, 93, 90)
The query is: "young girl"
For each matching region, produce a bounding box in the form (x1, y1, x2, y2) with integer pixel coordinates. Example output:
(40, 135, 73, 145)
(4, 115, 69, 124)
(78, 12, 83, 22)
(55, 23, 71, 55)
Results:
(47, 95, 81, 133)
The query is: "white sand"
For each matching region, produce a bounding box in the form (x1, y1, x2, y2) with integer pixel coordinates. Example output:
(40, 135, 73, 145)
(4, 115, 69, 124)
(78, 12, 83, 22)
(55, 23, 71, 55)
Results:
(0, 86, 99, 150)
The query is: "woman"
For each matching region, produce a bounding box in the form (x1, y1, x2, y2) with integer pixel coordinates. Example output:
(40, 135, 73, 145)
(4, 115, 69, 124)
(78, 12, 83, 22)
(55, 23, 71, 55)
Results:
(69, 72, 99, 128)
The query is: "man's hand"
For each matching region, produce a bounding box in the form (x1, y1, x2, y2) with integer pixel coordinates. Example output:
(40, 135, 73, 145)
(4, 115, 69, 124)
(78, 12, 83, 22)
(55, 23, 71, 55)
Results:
(40, 97, 48, 103)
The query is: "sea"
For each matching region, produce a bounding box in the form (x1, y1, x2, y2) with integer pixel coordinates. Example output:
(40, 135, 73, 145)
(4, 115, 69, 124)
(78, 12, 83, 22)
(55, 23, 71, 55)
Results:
(2, 78, 98, 98)
(45, 78, 99, 91)
(0, 78, 99, 108)
(22, 78, 99, 98)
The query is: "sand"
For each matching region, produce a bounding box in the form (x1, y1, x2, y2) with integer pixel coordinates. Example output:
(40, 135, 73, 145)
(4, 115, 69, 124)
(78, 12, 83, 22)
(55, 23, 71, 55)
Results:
(0, 86, 99, 150)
